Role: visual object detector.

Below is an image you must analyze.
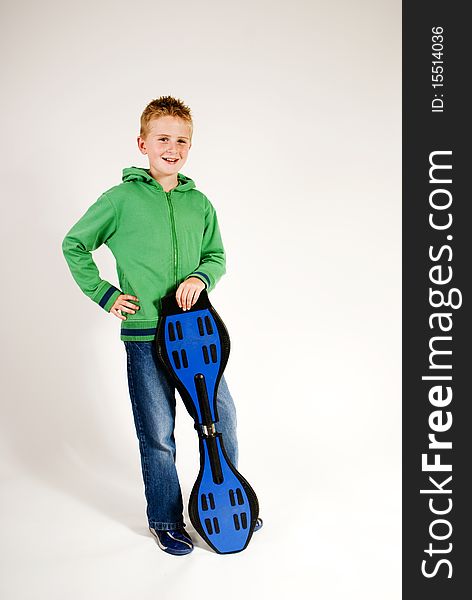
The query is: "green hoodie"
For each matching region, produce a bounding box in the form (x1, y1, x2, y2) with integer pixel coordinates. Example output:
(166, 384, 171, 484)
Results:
(62, 166, 226, 341)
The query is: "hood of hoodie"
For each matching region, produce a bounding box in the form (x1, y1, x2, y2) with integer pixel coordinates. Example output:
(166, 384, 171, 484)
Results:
(122, 166, 196, 192)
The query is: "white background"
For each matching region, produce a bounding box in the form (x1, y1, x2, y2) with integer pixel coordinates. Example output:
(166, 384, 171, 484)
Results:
(0, 1, 401, 598)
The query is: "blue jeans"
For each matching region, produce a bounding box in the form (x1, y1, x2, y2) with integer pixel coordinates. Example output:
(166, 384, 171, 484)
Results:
(124, 341, 239, 531)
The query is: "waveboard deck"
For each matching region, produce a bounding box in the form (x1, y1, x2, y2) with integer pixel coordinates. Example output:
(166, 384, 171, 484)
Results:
(155, 289, 259, 554)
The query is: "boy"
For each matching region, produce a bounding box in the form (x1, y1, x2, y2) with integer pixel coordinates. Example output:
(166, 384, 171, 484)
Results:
(62, 96, 262, 556)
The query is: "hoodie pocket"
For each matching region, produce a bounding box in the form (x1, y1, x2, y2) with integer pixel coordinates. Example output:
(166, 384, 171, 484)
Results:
(118, 273, 140, 318)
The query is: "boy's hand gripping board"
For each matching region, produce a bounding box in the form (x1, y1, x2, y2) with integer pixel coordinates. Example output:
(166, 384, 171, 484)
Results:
(155, 290, 259, 554)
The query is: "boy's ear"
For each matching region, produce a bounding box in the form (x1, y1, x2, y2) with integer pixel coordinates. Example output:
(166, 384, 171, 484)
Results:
(137, 136, 147, 154)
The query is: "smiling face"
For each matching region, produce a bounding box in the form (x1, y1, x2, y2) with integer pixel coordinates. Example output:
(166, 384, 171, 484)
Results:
(137, 115, 192, 178)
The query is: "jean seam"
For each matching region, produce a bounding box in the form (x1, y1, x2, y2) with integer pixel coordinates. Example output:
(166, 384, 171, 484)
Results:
(126, 347, 151, 496)
(149, 521, 186, 531)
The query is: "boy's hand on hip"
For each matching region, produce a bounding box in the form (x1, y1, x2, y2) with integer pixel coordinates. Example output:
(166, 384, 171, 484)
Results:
(176, 277, 206, 311)
(110, 294, 140, 320)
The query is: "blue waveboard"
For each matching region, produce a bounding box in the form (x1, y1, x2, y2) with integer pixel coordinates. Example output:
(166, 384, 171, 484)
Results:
(155, 290, 259, 554)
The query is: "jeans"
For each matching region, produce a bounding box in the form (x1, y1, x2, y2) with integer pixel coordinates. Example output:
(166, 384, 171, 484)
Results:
(124, 341, 239, 531)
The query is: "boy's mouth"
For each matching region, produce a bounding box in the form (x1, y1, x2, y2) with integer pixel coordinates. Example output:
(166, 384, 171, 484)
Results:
(162, 156, 179, 163)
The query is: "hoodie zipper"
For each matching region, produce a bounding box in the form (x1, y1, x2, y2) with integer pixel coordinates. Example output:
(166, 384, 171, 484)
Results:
(165, 190, 178, 288)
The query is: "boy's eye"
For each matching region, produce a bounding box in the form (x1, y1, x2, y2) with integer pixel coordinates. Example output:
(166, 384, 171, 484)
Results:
(158, 137, 186, 143)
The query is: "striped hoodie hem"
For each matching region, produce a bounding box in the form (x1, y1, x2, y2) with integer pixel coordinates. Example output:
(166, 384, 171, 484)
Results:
(120, 319, 158, 342)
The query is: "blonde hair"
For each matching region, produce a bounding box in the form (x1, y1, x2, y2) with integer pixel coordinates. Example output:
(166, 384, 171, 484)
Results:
(140, 95, 193, 139)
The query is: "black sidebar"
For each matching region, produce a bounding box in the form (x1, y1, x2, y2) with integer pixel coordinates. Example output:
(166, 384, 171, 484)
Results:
(403, 2, 471, 597)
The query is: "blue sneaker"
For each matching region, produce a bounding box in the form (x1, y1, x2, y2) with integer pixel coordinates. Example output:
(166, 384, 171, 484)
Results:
(149, 527, 194, 555)
(254, 517, 263, 532)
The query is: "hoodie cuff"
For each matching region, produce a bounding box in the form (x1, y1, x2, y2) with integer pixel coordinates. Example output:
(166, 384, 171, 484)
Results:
(95, 283, 123, 312)
(185, 271, 210, 289)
